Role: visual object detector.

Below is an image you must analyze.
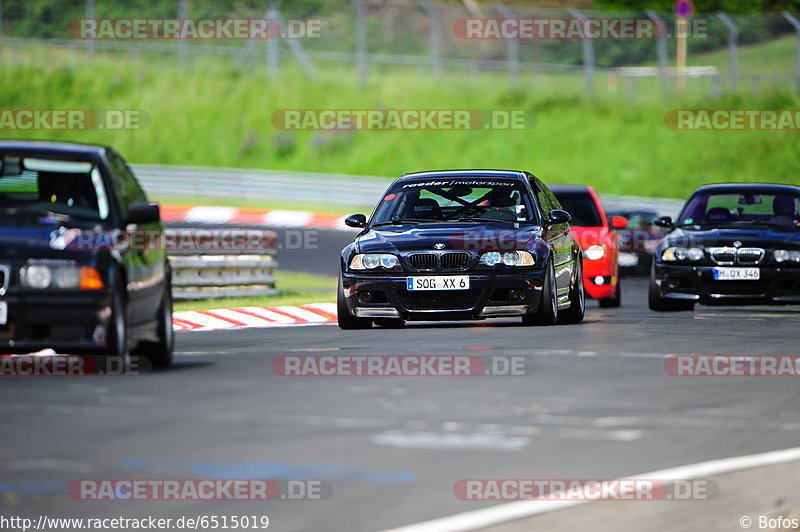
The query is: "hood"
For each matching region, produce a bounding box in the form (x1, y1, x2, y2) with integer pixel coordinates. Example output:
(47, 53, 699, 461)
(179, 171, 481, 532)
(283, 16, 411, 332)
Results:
(356, 223, 542, 254)
(663, 227, 800, 249)
(0, 219, 102, 261)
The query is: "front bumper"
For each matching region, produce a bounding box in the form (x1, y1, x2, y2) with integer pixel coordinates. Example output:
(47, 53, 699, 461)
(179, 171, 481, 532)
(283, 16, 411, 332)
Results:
(583, 258, 616, 299)
(0, 291, 113, 354)
(341, 270, 546, 321)
(652, 263, 800, 305)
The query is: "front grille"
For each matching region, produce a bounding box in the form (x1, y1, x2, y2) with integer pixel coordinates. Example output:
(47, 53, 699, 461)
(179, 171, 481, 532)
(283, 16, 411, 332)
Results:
(709, 247, 764, 265)
(737, 248, 765, 264)
(398, 289, 481, 310)
(440, 252, 470, 270)
(408, 253, 438, 271)
(709, 247, 736, 263)
(0, 264, 8, 296)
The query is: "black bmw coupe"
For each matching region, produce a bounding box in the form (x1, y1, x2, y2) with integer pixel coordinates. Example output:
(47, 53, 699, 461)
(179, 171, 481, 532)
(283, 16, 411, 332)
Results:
(337, 170, 585, 328)
(649, 183, 800, 311)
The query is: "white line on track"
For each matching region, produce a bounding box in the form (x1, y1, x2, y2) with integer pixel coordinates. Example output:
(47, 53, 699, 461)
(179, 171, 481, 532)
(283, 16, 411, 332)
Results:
(378, 445, 800, 532)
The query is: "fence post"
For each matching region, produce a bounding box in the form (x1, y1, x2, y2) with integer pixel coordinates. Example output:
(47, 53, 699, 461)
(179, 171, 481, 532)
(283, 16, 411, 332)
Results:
(178, 0, 188, 68)
(418, 0, 442, 74)
(266, 3, 279, 79)
(716, 12, 738, 92)
(86, 0, 95, 58)
(645, 10, 668, 100)
(569, 8, 595, 100)
(496, 3, 519, 88)
(350, 0, 368, 87)
(274, 10, 318, 81)
(783, 12, 800, 93)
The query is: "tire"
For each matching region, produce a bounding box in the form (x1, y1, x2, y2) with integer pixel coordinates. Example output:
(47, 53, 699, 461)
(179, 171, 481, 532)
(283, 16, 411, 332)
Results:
(104, 278, 131, 368)
(558, 257, 585, 324)
(374, 318, 405, 328)
(648, 263, 695, 312)
(599, 275, 621, 308)
(337, 275, 372, 330)
(522, 259, 558, 326)
(133, 276, 174, 369)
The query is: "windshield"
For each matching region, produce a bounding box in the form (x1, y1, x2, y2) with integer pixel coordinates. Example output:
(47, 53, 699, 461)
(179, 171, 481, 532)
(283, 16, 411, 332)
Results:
(677, 191, 800, 230)
(370, 178, 537, 226)
(551, 191, 602, 227)
(0, 155, 109, 221)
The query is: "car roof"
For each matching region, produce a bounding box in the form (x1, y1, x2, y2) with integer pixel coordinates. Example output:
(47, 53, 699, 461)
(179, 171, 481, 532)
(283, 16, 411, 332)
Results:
(0, 140, 109, 157)
(399, 169, 529, 181)
(693, 183, 800, 194)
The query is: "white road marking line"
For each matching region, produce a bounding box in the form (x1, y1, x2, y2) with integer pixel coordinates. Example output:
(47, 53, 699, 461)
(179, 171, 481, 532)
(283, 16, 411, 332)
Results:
(373, 431, 530, 451)
(379, 445, 800, 532)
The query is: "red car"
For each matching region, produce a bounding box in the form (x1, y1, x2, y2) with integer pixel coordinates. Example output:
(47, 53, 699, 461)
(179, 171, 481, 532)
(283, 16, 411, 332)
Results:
(550, 185, 625, 307)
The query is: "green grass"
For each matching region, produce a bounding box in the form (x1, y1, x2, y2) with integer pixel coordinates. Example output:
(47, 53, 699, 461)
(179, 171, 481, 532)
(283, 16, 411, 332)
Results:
(173, 271, 336, 312)
(1, 37, 799, 201)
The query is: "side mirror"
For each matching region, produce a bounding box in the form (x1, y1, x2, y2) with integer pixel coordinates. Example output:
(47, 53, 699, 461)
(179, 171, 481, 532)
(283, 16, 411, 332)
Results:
(345, 213, 367, 228)
(126, 202, 160, 225)
(611, 216, 628, 229)
(654, 216, 674, 228)
(546, 209, 571, 226)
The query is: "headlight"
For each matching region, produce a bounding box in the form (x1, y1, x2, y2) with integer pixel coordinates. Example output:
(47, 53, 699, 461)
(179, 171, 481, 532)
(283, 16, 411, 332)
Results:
(20, 263, 104, 290)
(661, 247, 704, 262)
(350, 253, 400, 270)
(21, 264, 52, 289)
(583, 245, 605, 261)
(479, 251, 534, 267)
(774, 249, 800, 263)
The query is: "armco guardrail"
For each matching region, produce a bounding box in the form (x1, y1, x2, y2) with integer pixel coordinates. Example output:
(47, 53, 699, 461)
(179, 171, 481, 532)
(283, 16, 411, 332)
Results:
(168, 227, 279, 300)
(134, 164, 684, 219)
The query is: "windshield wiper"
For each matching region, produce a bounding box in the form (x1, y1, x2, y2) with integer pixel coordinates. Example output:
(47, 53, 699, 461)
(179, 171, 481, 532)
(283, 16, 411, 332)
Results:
(371, 218, 442, 227)
(0, 207, 72, 222)
(679, 220, 797, 229)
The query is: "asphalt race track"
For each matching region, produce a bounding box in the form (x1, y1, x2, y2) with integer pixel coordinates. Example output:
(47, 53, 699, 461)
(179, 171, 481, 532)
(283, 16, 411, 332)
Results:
(3, 279, 800, 531)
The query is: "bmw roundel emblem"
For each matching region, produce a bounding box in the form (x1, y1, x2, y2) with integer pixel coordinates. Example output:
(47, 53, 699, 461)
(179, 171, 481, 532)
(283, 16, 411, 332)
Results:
(733, 241, 742, 248)
(434, 243, 445, 250)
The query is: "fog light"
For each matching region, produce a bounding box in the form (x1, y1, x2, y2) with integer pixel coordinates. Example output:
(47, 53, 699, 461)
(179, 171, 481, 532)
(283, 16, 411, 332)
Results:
(358, 291, 375, 304)
(666, 277, 681, 290)
(509, 289, 524, 301)
(594, 276, 606, 286)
